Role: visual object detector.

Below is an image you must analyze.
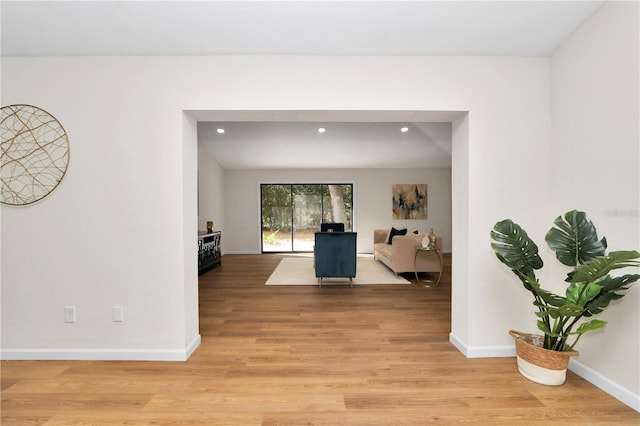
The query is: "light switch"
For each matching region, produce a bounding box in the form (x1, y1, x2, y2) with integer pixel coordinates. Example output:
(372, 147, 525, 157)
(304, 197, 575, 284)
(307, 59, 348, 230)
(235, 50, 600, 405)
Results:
(64, 306, 76, 323)
(113, 306, 124, 322)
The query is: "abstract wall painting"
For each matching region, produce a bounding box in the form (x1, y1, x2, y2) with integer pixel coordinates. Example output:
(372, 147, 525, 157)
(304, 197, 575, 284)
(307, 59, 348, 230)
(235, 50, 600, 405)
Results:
(392, 184, 427, 220)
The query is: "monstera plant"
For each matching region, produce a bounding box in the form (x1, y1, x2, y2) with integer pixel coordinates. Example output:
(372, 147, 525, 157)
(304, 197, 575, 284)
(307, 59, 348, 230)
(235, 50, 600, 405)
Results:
(491, 210, 639, 352)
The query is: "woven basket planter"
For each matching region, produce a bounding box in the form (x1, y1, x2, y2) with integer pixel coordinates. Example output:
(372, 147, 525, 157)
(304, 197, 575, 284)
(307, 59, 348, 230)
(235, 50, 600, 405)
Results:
(509, 330, 579, 386)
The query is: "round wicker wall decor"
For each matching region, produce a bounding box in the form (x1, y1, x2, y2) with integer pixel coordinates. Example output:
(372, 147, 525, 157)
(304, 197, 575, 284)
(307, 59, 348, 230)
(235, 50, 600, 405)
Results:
(1, 104, 70, 206)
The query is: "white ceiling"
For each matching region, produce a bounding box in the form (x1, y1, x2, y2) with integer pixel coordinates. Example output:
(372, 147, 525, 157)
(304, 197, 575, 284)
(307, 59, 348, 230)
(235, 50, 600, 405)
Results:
(199, 121, 453, 169)
(193, 110, 462, 169)
(1, 1, 605, 57)
(1, 1, 606, 169)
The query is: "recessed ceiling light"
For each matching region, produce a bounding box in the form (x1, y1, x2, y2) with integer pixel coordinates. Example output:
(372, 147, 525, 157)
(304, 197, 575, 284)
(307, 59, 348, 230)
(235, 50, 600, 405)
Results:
(217, 128, 225, 134)
(318, 127, 326, 133)
(400, 127, 409, 133)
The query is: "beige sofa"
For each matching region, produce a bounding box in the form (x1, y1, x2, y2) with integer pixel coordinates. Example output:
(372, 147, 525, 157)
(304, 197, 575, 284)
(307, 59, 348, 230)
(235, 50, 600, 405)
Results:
(373, 229, 443, 275)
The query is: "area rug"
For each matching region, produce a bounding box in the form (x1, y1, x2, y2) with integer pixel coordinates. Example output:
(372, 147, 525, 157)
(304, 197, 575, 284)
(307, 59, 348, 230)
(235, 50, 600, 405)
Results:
(265, 255, 410, 285)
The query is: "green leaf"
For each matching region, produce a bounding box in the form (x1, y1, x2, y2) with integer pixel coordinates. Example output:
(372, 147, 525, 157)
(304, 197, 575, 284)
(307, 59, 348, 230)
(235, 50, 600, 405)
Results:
(519, 273, 566, 307)
(537, 320, 552, 335)
(491, 219, 543, 278)
(557, 304, 584, 317)
(574, 319, 607, 334)
(597, 273, 640, 293)
(566, 282, 602, 306)
(569, 251, 640, 284)
(566, 282, 583, 304)
(543, 306, 561, 319)
(584, 273, 640, 316)
(545, 210, 606, 266)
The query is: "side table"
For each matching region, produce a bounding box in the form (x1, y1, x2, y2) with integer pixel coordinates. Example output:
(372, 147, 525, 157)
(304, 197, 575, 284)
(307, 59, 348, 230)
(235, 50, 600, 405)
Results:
(414, 246, 443, 287)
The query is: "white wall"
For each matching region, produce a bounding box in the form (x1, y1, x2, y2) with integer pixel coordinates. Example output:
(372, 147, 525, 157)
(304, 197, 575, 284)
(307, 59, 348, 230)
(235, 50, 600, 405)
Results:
(1, 59, 197, 359)
(182, 114, 200, 353)
(451, 113, 470, 348)
(1, 55, 550, 364)
(550, 1, 639, 406)
(218, 168, 452, 254)
(197, 139, 225, 235)
(3, 47, 633, 403)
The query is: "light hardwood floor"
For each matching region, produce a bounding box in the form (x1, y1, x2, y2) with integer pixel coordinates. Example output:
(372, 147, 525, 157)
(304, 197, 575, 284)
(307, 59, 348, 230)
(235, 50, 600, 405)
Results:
(2, 254, 638, 425)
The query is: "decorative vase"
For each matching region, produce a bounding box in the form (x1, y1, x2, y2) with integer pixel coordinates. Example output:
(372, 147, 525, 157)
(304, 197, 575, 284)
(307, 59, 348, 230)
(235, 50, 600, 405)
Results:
(509, 330, 579, 386)
(206, 221, 213, 233)
(427, 228, 437, 250)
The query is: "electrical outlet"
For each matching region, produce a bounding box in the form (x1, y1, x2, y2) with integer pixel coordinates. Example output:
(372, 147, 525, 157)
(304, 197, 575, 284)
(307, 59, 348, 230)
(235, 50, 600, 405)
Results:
(112, 306, 124, 322)
(64, 306, 76, 323)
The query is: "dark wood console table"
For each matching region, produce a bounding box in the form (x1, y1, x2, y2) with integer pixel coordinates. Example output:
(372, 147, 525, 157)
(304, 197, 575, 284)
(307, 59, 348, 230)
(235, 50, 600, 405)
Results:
(198, 231, 221, 275)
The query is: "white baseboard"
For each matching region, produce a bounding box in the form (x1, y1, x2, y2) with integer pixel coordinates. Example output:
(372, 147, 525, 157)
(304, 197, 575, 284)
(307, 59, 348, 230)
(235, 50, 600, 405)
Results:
(449, 332, 639, 413)
(448, 332, 468, 355)
(569, 358, 640, 412)
(449, 332, 515, 358)
(185, 333, 202, 359)
(0, 334, 202, 362)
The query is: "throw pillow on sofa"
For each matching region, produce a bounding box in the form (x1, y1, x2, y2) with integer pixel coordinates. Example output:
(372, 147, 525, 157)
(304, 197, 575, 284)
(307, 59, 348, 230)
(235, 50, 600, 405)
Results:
(386, 227, 407, 244)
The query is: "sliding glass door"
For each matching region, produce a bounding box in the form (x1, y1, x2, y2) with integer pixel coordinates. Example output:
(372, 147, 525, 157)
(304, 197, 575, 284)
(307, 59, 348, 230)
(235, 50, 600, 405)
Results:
(291, 184, 322, 251)
(261, 184, 353, 252)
